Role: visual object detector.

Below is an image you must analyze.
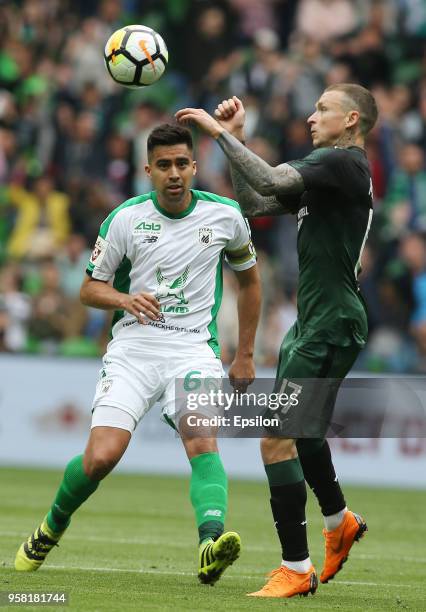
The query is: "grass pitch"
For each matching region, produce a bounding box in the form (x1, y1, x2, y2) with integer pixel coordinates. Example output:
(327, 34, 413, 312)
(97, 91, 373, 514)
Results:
(0, 467, 425, 611)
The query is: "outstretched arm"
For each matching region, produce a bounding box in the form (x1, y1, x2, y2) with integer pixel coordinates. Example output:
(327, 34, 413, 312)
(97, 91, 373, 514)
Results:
(175, 104, 305, 199)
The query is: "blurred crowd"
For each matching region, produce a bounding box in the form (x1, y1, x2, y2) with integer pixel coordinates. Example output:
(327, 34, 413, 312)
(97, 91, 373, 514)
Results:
(2, 0, 426, 372)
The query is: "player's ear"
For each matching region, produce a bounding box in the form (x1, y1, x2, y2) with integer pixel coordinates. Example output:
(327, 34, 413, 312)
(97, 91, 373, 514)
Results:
(192, 161, 197, 176)
(346, 110, 359, 129)
(145, 164, 151, 177)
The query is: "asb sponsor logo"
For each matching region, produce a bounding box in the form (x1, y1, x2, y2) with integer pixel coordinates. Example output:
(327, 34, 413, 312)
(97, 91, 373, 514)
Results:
(155, 265, 190, 314)
(90, 236, 109, 267)
(133, 219, 162, 243)
(198, 226, 213, 246)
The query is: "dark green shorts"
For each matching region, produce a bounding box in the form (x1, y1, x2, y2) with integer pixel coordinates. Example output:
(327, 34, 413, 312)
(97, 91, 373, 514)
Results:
(267, 322, 362, 438)
(276, 322, 361, 380)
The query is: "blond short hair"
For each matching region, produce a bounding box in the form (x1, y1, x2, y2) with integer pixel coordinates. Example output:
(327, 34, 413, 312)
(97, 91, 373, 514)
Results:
(325, 83, 378, 136)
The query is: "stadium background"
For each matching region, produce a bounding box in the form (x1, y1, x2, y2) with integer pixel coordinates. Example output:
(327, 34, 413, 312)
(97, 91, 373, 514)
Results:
(2, 0, 426, 373)
(1, 0, 426, 482)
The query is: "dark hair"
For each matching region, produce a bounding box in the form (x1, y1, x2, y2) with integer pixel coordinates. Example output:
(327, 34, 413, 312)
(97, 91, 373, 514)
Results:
(325, 83, 378, 136)
(147, 123, 193, 157)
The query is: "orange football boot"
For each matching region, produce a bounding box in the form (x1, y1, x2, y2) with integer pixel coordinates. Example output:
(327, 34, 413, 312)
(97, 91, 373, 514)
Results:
(248, 565, 318, 598)
(320, 510, 367, 583)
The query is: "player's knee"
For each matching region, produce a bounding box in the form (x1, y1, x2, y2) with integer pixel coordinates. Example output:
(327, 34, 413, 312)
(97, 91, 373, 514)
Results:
(182, 436, 218, 460)
(84, 450, 118, 480)
(261, 437, 297, 464)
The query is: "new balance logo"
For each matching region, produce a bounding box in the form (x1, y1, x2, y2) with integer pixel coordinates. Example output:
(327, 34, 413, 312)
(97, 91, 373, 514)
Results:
(204, 509, 222, 517)
(141, 235, 159, 243)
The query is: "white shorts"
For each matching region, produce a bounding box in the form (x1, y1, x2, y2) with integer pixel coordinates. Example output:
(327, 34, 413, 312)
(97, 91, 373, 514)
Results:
(91, 343, 224, 433)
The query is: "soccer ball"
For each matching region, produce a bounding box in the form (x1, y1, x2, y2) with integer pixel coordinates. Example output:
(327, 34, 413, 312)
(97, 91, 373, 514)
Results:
(104, 25, 168, 88)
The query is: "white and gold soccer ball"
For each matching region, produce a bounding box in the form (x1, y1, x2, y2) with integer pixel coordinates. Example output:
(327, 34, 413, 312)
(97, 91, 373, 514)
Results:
(104, 25, 168, 88)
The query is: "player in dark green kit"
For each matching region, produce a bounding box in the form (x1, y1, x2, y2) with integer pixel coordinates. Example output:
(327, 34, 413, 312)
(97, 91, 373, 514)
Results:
(289, 145, 372, 348)
(177, 83, 377, 598)
(276, 142, 373, 391)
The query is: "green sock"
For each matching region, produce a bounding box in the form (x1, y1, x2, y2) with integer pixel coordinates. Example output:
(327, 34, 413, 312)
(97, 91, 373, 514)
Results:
(189, 452, 228, 544)
(46, 455, 99, 533)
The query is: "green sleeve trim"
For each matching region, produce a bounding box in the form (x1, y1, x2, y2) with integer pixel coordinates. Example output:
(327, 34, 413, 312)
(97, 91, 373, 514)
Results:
(99, 193, 152, 239)
(207, 252, 224, 358)
(110, 255, 132, 335)
(192, 190, 242, 214)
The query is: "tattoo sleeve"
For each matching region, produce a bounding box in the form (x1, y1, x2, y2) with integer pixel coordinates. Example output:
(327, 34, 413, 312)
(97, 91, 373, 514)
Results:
(230, 165, 296, 217)
(217, 131, 305, 198)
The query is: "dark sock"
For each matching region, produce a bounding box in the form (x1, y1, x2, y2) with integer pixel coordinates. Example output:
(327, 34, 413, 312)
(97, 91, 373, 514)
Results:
(297, 439, 346, 516)
(265, 458, 309, 561)
(198, 521, 224, 543)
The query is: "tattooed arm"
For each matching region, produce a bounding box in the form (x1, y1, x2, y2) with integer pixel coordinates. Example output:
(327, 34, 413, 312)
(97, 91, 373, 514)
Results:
(174, 104, 305, 214)
(218, 131, 305, 197)
(230, 165, 299, 217)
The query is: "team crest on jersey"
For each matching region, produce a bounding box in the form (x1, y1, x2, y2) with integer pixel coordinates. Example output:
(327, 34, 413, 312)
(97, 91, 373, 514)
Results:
(155, 266, 190, 314)
(133, 219, 162, 243)
(100, 378, 113, 394)
(198, 227, 213, 246)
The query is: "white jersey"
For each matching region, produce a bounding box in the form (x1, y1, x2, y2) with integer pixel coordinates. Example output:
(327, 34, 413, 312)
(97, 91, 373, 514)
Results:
(87, 189, 256, 357)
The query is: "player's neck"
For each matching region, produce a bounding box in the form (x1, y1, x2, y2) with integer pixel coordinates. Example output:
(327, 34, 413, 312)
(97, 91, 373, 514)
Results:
(333, 131, 364, 149)
(157, 190, 193, 215)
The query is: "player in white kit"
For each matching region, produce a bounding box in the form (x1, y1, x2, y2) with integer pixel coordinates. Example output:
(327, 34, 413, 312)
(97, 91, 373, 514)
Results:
(15, 124, 261, 585)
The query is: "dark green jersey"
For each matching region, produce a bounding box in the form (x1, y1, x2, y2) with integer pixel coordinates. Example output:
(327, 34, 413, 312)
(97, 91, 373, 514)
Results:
(287, 146, 373, 347)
